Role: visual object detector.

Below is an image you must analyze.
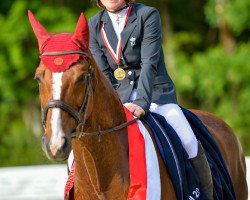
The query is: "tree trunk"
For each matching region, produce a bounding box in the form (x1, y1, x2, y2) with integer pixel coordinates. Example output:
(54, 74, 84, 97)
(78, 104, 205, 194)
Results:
(216, 0, 235, 54)
(159, 0, 176, 74)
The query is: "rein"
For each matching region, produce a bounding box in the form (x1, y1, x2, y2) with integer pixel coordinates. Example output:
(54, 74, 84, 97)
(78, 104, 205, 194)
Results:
(41, 50, 139, 140)
(71, 117, 138, 140)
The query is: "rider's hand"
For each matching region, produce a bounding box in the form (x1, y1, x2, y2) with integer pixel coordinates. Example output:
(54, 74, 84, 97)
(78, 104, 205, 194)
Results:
(124, 102, 145, 117)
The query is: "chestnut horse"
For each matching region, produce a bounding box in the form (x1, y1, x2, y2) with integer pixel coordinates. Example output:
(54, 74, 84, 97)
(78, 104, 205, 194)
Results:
(28, 11, 248, 200)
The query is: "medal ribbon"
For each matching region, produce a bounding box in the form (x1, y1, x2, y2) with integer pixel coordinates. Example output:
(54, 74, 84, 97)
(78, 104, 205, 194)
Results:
(101, 5, 133, 64)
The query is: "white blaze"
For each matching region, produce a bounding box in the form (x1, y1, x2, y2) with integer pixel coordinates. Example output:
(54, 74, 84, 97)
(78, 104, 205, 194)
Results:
(50, 72, 65, 154)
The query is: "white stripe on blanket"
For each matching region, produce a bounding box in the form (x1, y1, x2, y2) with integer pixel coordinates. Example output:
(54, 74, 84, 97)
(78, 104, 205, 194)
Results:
(137, 119, 161, 200)
(66, 119, 161, 200)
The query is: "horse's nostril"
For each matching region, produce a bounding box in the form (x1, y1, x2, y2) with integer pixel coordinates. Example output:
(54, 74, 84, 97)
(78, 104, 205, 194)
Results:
(42, 136, 47, 146)
(61, 137, 68, 149)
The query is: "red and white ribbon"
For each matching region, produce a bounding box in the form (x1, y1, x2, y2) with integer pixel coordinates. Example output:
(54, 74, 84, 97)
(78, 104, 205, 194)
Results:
(100, 5, 132, 64)
(65, 106, 161, 200)
(125, 107, 161, 200)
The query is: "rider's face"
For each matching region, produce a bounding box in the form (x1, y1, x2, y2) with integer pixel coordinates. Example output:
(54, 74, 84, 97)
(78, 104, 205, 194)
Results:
(100, 0, 127, 12)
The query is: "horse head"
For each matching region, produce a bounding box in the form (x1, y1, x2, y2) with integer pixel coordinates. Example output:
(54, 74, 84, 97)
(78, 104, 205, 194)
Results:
(29, 11, 97, 161)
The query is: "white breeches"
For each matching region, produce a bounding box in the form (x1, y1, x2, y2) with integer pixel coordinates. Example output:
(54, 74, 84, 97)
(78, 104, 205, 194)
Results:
(150, 103, 198, 159)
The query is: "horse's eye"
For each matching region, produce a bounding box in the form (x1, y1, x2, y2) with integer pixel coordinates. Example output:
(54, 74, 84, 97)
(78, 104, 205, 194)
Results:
(76, 73, 86, 84)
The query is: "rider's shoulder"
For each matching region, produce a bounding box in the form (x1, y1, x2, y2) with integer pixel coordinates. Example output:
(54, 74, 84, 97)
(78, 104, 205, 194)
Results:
(89, 10, 104, 26)
(133, 3, 159, 16)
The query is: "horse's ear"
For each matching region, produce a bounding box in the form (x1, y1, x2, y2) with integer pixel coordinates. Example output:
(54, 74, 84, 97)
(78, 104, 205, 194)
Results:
(28, 10, 51, 53)
(72, 13, 89, 50)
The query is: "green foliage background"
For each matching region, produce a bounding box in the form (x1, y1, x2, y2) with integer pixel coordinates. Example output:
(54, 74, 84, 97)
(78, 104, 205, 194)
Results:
(0, 0, 249, 166)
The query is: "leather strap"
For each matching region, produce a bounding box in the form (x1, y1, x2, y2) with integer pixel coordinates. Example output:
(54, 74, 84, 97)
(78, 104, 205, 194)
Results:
(41, 50, 89, 58)
(71, 117, 138, 140)
(42, 65, 94, 127)
(43, 100, 81, 125)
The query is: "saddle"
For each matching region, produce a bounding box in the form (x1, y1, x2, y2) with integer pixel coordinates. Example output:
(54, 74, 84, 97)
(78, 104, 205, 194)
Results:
(142, 108, 236, 200)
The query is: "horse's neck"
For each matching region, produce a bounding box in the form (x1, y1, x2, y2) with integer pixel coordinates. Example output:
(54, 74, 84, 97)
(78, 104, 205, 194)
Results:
(72, 134, 130, 199)
(72, 71, 130, 199)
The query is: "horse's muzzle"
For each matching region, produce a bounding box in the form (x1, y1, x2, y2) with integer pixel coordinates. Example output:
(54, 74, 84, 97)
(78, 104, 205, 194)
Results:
(41, 135, 71, 161)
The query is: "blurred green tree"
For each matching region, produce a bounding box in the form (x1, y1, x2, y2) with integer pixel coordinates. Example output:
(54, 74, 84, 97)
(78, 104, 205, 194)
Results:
(0, 0, 249, 166)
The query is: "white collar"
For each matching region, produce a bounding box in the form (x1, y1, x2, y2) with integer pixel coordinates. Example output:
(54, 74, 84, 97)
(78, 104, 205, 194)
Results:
(108, 7, 129, 38)
(108, 6, 129, 19)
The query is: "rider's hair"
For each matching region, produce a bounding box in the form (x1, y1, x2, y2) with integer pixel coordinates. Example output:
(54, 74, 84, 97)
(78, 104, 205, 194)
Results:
(95, 0, 134, 9)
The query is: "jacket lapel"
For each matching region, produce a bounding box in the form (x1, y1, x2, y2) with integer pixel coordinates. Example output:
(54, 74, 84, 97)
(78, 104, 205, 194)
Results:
(121, 5, 137, 49)
(101, 11, 118, 52)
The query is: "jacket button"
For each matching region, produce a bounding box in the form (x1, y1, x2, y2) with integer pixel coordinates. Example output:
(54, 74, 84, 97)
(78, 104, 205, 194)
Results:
(130, 81, 134, 85)
(128, 71, 132, 76)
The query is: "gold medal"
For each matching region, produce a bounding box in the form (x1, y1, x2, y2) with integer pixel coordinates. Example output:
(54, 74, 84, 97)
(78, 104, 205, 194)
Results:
(114, 67, 126, 80)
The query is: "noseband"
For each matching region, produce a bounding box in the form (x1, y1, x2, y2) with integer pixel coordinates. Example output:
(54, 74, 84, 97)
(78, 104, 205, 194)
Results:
(41, 50, 94, 132)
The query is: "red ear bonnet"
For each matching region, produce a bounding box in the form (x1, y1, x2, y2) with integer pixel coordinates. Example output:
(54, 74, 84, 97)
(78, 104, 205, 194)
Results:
(28, 10, 51, 53)
(72, 13, 89, 51)
(28, 11, 89, 72)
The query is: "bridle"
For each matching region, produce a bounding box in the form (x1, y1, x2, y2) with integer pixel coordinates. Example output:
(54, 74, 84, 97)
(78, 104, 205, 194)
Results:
(40, 50, 138, 140)
(41, 50, 94, 134)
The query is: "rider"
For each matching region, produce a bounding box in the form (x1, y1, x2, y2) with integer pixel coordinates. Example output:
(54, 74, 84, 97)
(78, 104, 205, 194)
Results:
(89, 0, 213, 199)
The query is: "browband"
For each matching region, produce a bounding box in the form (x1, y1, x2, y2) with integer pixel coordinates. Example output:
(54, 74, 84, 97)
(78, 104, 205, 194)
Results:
(41, 50, 89, 57)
